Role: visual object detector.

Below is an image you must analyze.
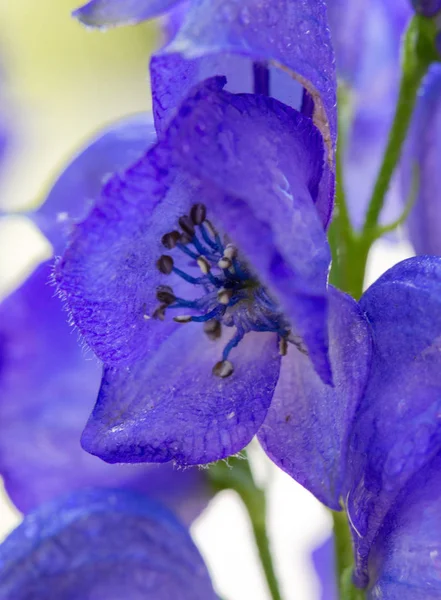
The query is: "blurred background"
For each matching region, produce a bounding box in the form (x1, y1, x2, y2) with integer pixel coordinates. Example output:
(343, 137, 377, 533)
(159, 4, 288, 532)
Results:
(0, 2, 413, 599)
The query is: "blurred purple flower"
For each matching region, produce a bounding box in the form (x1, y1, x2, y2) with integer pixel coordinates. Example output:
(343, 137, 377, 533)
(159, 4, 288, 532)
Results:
(312, 537, 338, 600)
(55, 76, 335, 467)
(327, 0, 412, 229)
(0, 489, 217, 600)
(0, 115, 209, 523)
(401, 65, 441, 255)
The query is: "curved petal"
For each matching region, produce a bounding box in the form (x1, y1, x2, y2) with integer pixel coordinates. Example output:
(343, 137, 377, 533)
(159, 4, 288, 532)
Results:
(82, 326, 281, 465)
(0, 489, 217, 600)
(32, 113, 156, 254)
(401, 65, 441, 255)
(368, 454, 441, 599)
(345, 256, 441, 587)
(73, 0, 183, 27)
(0, 262, 208, 523)
(57, 78, 332, 382)
(151, 0, 337, 226)
(258, 287, 372, 509)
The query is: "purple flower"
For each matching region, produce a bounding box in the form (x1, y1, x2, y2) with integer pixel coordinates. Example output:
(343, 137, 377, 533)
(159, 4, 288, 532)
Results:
(411, 0, 441, 16)
(55, 75, 334, 467)
(0, 115, 209, 523)
(262, 254, 441, 595)
(401, 65, 441, 255)
(0, 488, 217, 600)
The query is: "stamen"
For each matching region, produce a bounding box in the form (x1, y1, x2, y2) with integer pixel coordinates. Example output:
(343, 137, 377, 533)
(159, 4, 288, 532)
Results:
(212, 360, 234, 378)
(153, 304, 167, 320)
(279, 337, 288, 356)
(174, 315, 193, 323)
(178, 215, 195, 237)
(218, 288, 233, 305)
(161, 231, 181, 250)
(197, 256, 211, 275)
(218, 257, 232, 270)
(157, 255, 174, 275)
(190, 203, 207, 225)
(204, 319, 222, 340)
(224, 244, 237, 260)
(156, 286, 176, 305)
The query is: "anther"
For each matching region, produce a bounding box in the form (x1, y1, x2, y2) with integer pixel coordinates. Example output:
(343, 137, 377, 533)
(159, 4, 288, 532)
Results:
(156, 286, 176, 305)
(157, 255, 174, 274)
(153, 304, 167, 321)
(279, 337, 288, 356)
(224, 244, 237, 260)
(178, 215, 195, 237)
(204, 319, 222, 340)
(204, 219, 217, 238)
(174, 315, 193, 323)
(161, 231, 181, 249)
(218, 256, 232, 270)
(190, 203, 207, 225)
(217, 288, 233, 305)
(197, 256, 211, 275)
(212, 360, 234, 378)
(179, 232, 193, 245)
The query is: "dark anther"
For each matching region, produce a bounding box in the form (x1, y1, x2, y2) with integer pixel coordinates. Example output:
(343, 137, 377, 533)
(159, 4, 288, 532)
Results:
(179, 232, 192, 245)
(157, 255, 174, 274)
(156, 285, 176, 305)
(178, 215, 195, 237)
(190, 203, 207, 225)
(212, 360, 234, 378)
(153, 304, 167, 321)
(161, 231, 181, 249)
(204, 319, 222, 341)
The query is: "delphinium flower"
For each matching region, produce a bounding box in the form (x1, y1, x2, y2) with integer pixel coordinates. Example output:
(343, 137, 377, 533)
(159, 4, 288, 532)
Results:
(0, 113, 209, 522)
(260, 255, 441, 598)
(55, 72, 347, 467)
(0, 489, 217, 599)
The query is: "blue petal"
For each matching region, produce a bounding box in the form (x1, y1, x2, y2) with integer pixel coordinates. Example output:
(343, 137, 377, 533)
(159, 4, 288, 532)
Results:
(0, 489, 217, 600)
(31, 113, 156, 254)
(258, 287, 372, 509)
(0, 262, 208, 522)
(73, 0, 183, 27)
(368, 455, 441, 599)
(151, 0, 337, 226)
(401, 65, 441, 255)
(345, 256, 441, 587)
(82, 328, 281, 465)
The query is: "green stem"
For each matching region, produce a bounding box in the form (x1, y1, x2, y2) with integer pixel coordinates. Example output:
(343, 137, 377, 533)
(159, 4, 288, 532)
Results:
(362, 16, 434, 239)
(208, 455, 283, 600)
(332, 512, 366, 600)
(331, 15, 436, 300)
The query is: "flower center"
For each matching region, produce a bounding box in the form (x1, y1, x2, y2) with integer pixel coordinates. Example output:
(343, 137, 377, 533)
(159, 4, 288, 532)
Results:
(154, 204, 304, 377)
